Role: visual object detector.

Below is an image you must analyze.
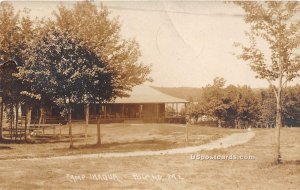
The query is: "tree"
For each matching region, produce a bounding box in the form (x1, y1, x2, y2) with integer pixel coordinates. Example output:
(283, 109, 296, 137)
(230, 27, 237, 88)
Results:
(0, 2, 36, 141)
(0, 2, 20, 63)
(0, 60, 20, 140)
(235, 86, 260, 128)
(199, 77, 229, 127)
(0, 3, 20, 140)
(0, 2, 35, 69)
(258, 88, 277, 128)
(187, 102, 202, 125)
(234, 2, 300, 163)
(90, 71, 114, 145)
(222, 85, 239, 127)
(282, 85, 300, 127)
(52, 1, 151, 145)
(53, 2, 151, 97)
(18, 27, 107, 148)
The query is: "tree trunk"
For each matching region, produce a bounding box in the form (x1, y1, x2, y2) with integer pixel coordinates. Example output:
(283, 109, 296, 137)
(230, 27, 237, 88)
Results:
(97, 116, 101, 145)
(218, 119, 221, 128)
(24, 107, 28, 142)
(15, 102, 18, 141)
(185, 120, 189, 143)
(39, 106, 44, 128)
(235, 119, 238, 129)
(26, 106, 32, 127)
(0, 100, 3, 140)
(276, 89, 283, 164)
(97, 104, 101, 145)
(85, 103, 89, 146)
(10, 105, 13, 140)
(68, 107, 74, 149)
(38, 105, 45, 135)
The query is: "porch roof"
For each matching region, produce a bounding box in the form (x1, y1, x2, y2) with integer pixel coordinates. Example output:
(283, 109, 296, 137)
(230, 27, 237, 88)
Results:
(113, 85, 188, 104)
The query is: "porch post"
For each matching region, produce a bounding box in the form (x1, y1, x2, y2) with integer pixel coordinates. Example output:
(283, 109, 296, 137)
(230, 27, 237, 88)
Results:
(156, 104, 159, 121)
(164, 103, 166, 119)
(139, 104, 142, 119)
(104, 103, 107, 119)
(172, 103, 174, 116)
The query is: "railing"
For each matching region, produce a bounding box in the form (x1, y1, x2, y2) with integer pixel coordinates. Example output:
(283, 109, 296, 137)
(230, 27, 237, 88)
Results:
(29, 112, 187, 124)
(2, 123, 62, 140)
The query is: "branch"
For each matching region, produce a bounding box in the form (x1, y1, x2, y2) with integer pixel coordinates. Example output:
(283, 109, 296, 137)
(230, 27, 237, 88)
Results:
(283, 77, 289, 87)
(282, 79, 289, 89)
(267, 79, 278, 100)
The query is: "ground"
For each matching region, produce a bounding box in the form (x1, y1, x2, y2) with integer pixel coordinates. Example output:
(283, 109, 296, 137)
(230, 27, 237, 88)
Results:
(0, 123, 235, 159)
(0, 124, 299, 190)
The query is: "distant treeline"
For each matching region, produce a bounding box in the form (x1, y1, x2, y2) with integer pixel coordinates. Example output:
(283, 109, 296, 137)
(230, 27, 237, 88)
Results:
(154, 78, 300, 128)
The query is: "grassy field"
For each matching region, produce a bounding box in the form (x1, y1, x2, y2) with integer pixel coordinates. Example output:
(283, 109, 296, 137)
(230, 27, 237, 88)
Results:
(0, 125, 299, 189)
(0, 123, 237, 160)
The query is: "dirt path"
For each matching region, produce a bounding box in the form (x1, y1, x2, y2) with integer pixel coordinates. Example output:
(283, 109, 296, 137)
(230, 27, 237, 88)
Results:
(17, 131, 255, 161)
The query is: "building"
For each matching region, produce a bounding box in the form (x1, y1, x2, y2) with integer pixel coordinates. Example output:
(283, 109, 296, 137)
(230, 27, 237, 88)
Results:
(1, 60, 189, 126)
(46, 85, 189, 124)
(104, 85, 188, 123)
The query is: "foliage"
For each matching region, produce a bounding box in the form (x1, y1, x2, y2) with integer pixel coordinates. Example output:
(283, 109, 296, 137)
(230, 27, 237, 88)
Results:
(234, 2, 300, 86)
(233, 1, 300, 162)
(0, 2, 38, 128)
(199, 77, 227, 121)
(0, 2, 34, 64)
(52, 1, 151, 99)
(188, 78, 263, 127)
(235, 86, 260, 124)
(257, 88, 276, 127)
(1, 1, 152, 108)
(282, 85, 300, 126)
(0, 2, 152, 146)
(17, 27, 108, 116)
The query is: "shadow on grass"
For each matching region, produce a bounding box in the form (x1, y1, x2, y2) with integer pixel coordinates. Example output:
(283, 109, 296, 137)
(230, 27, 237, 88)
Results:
(0, 146, 12, 149)
(55, 139, 176, 152)
(259, 160, 300, 168)
(1, 134, 87, 144)
(32, 134, 83, 144)
(0, 139, 29, 144)
(0, 140, 174, 160)
(284, 160, 300, 165)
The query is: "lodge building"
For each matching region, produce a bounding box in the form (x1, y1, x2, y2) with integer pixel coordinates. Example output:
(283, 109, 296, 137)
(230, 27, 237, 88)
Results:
(46, 85, 189, 124)
(0, 59, 188, 125)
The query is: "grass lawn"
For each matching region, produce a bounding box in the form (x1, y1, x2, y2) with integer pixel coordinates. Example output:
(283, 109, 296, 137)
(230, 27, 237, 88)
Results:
(0, 125, 299, 189)
(0, 123, 238, 160)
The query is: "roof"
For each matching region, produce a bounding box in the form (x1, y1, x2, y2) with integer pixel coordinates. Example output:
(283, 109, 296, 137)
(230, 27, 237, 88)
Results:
(113, 85, 189, 104)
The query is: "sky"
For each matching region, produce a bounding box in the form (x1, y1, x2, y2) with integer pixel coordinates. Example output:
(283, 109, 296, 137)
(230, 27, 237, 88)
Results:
(9, 0, 300, 88)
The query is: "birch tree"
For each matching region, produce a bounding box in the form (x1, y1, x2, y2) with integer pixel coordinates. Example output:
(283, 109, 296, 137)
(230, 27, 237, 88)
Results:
(234, 2, 300, 163)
